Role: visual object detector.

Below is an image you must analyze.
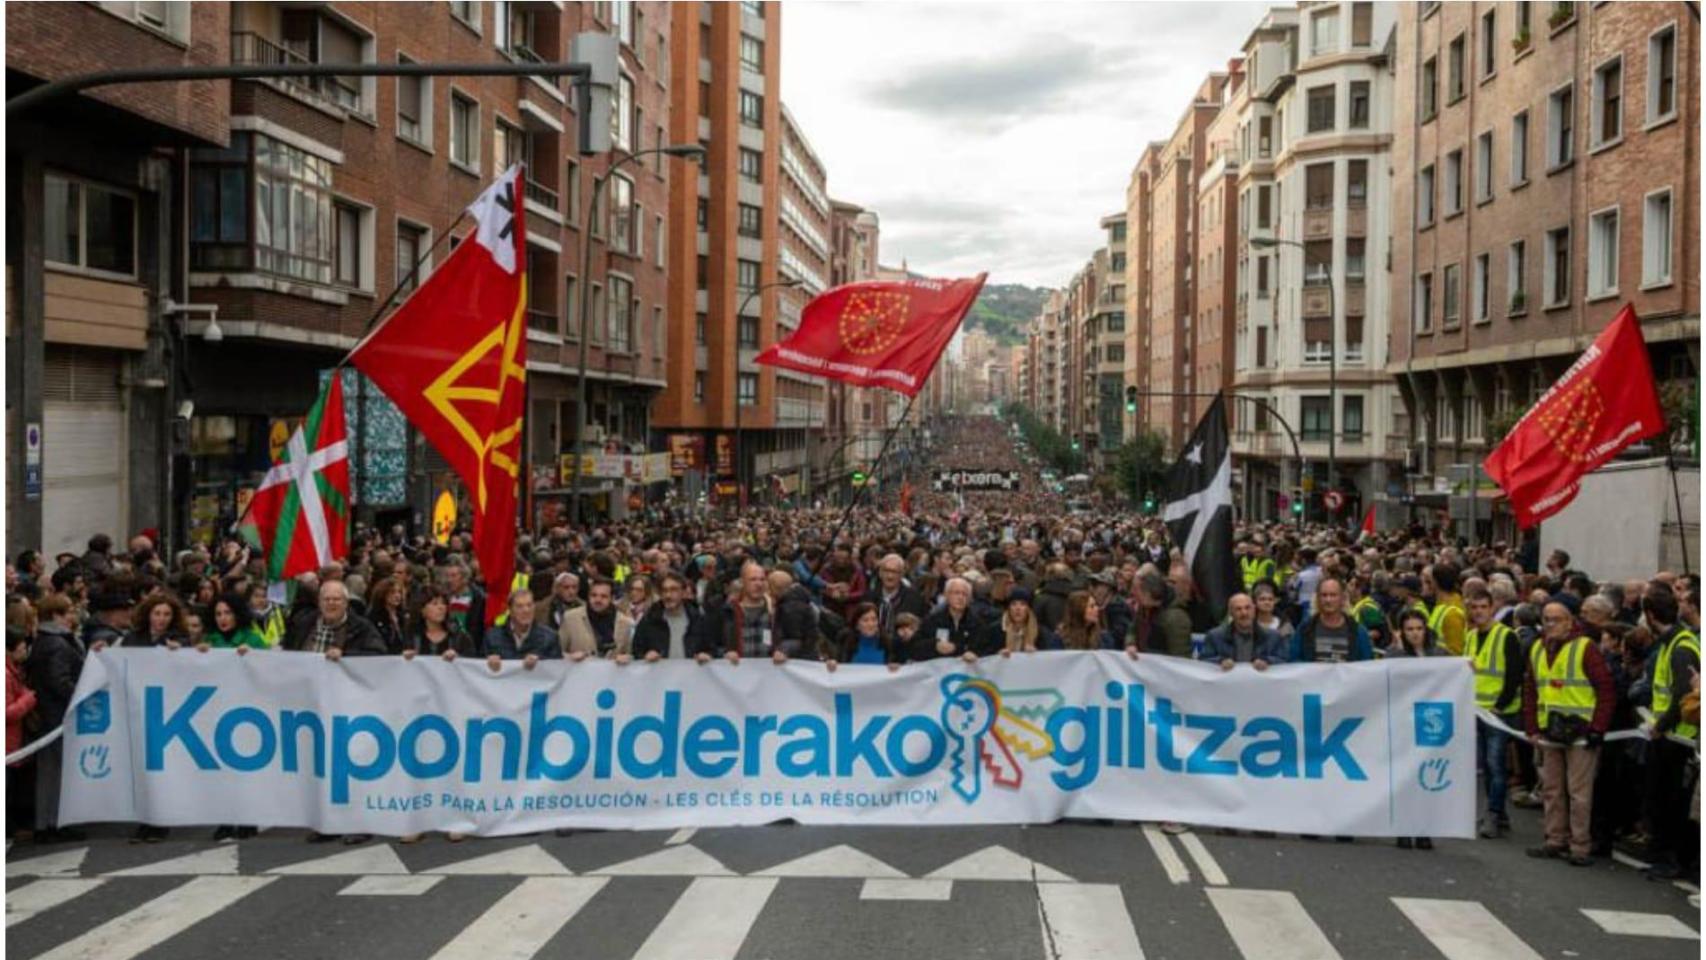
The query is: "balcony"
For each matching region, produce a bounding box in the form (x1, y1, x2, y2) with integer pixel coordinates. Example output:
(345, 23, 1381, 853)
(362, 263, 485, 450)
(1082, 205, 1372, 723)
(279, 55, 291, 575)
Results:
(230, 31, 361, 114)
(1302, 283, 1333, 318)
(525, 177, 559, 211)
(1345, 204, 1367, 237)
(1302, 207, 1334, 241)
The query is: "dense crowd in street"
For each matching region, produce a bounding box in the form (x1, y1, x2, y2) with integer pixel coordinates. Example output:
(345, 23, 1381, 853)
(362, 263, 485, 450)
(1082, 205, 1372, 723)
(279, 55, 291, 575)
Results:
(4, 415, 1698, 889)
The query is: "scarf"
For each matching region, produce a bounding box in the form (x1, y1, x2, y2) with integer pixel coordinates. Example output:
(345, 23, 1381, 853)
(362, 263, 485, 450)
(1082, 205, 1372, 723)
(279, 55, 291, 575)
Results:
(586, 605, 618, 655)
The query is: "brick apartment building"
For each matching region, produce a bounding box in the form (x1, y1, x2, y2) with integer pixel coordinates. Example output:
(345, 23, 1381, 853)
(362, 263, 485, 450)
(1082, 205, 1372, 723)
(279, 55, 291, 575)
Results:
(1391, 0, 1699, 533)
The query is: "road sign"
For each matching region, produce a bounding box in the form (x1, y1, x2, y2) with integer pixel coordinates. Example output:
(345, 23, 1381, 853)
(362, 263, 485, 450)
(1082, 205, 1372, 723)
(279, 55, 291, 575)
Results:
(1324, 490, 1344, 512)
(432, 489, 457, 544)
(24, 421, 41, 500)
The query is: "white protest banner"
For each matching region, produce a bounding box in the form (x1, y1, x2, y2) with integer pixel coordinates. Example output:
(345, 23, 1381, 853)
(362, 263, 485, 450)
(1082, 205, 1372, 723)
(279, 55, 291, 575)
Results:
(60, 649, 1473, 837)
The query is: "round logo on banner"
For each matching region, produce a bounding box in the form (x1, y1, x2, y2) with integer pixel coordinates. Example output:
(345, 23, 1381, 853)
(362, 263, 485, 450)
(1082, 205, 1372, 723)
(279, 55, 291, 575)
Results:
(838, 290, 909, 355)
(432, 490, 457, 545)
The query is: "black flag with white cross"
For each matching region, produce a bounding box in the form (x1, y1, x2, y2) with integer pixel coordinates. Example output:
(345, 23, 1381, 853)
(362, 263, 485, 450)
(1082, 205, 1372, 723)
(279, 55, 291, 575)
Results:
(1162, 395, 1240, 621)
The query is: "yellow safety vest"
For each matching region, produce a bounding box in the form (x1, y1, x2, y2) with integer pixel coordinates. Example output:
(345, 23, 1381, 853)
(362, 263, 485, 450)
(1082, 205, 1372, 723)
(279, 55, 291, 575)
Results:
(1531, 637, 1596, 731)
(1653, 628, 1701, 740)
(1465, 622, 1513, 712)
(1240, 556, 1275, 590)
(492, 571, 532, 626)
(1427, 598, 1465, 655)
(253, 606, 287, 649)
(614, 563, 631, 586)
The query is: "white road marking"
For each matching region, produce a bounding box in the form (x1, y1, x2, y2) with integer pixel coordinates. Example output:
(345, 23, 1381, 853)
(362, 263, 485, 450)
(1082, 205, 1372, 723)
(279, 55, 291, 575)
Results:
(664, 827, 696, 846)
(6, 879, 105, 927)
(1611, 850, 1651, 871)
(339, 875, 444, 896)
(589, 844, 734, 876)
(1207, 888, 1344, 960)
(32, 876, 275, 960)
(266, 844, 410, 875)
(1580, 908, 1699, 939)
(859, 878, 953, 901)
(755, 844, 908, 878)
(428, 877, 607, 960)
(1176, 831, 1228, 886)
(925, 845, 1073, 882)
(630, 876, 778, 960)
(1038, 882, 1146, 960)
(1392, 897, 1543, 960)
(106, 845, 239, 877)
(1140, 825, 1191, 885)
(424, 844, 571, 876)
(7, 846, 89, 878)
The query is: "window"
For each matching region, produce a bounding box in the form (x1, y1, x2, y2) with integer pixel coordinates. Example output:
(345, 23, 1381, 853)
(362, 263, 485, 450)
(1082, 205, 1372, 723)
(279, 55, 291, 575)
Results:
(1348, 81, 1370, 128)
(450, 92, 479, 169)
(1587, 207, 1618, 298)
(696, 255, 707, 290)
(525, 247, 555, 334)
(566, 159, 581, 224)
(1547, 84, 1573, 168)
(44, 173, 136, 277)
(1511, 110, 1529, 184)
(695, 312, 707, 345)
(739, 148, 762, 183)
(1304, 313, 1332, 363)
(1422, 57, 1438, 118)
(1106, 344, 1125, 363)
(609, 175, 634, 254)
(1256, 256, 1270, 298)
(1345, 237, 1366, 280)
(1649, 25, 1677, 123)
(607, 275, 633, 352)
(1256, 326, 1269, 367)
(737, 373, 758, 407)
(1480, 8, 1497, 77)
(397, 222, 427, 292)
(696, 198, 708, 231)
(1435, 391, 1456, 442)
(1107, 312, 1125, 333)
(1256, 185, 1271, 228)
(739, 90, 763, 127)
(1305, 240, 1332, 284)
(1508, 240, 1528, 312)
(1448, 34, 1466, 101)
(450, 1, 480, 29)
(1472, 252, 1490, 322)
(396, 56, 428, 145)
(1352, 2, 1373, 45)
(1475, 131, 1493, 202)
(1338, 160, 1365, 208)
(1442, 263, 1461, 327)
(612, 0, 633, 46)
(564, 276, 578, 339)
(694, 373, 706, 403)
(738, 315, 759, 348)
(1304, 163, 1334, 210)
(1418, 164, 1435, 225)
(493, 118, 523, 173)
(1342, 395, 1365, 440)
(737, 203, 762, 238)
(1593, 56, 1622, 146)
(1444, 149, 1463, 214)
(1415, 272, 1433, 333)
(655, 213, 666, 268)
(1464, 393, 1485, 443)
(698, 81, 711, 119)
(98, 0, 189, 40)
(1311, 8, 1338, 55)
(254, 136, 335, 282)
(740, 34, 763, 72)
(737, 258, 761, 290)
(1517, 2, 1532, 39)
(1544, 226, 1570, 306)
(1643, 188, 1673, 286)
(613, 74, 634, 151)
(1258, 116, 1272, 157)
(334, 202, 364, 288)
(1301, 396, 1332, 442)
(743, 0, 765, 16)
(1307, 85, 1336, 133)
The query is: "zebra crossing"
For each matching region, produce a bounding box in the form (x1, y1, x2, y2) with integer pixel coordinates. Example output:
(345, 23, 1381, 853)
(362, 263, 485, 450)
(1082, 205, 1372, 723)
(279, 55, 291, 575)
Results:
(6, 830, 1698, 960)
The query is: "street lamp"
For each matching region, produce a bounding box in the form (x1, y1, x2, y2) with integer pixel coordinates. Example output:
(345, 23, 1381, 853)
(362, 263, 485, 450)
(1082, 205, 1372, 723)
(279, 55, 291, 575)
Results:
(1251, 234, 1335, 524)
(733, 278, 803, 509)
(569, 143, 705, 527)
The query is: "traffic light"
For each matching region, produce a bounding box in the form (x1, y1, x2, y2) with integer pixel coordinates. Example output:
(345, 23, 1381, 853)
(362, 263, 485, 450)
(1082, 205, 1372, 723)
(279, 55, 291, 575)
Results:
(1291, 489, 1305, 516)
(1125, 386, 1139, 414)
(851, 471, 867, 485)
(1071, 439, 1081, 452)
(1142, 492, 1156, 513)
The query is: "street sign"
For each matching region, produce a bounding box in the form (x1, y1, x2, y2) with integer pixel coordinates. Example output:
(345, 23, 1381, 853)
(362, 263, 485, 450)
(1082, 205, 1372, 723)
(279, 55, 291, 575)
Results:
(432, 489, 456, 544)
(931, 469, 1021, 492)
(24, 421, 41, 501)
(1324, 490, 1344, 512)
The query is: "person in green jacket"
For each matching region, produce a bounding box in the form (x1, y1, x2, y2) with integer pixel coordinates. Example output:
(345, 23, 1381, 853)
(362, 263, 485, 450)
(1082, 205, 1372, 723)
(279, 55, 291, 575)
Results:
(1128, 569, 1193, 657)
(203, 593, 265, 651)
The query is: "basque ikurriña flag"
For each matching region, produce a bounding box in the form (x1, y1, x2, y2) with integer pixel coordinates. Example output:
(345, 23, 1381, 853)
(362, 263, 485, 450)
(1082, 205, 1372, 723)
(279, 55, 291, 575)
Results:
(247, 375, 351, 582)
(1483, 304, 1665, 528)
(755, 274, 987, 396)
(1162, 396, 1240, 620)
(350, 165, 527, 623)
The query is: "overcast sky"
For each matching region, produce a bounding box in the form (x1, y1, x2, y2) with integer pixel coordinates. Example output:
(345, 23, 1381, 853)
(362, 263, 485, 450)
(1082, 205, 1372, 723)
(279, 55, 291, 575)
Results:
(781, 1, 1269, 289)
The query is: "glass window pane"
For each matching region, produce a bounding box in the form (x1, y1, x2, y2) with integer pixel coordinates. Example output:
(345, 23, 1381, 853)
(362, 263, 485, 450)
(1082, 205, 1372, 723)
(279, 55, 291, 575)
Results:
(83, 186, 135, 274)
(44, 176, 80, 265)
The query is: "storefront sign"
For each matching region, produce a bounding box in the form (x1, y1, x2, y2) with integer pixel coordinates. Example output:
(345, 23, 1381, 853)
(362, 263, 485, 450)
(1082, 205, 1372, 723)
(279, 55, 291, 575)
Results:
(432, 490, 457, 545)
(668, 435, 704, 475)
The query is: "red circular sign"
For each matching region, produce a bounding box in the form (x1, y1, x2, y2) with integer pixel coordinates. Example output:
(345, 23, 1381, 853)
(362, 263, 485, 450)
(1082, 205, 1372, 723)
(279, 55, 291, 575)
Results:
(1324, 490, 1344, 512)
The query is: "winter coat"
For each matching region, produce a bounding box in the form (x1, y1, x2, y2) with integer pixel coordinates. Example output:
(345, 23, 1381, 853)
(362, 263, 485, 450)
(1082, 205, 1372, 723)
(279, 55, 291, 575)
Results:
(284, 612, 389, 656)
(1198, 622, 1288, 665)
(406, 622, 480, 658)
(631, 602, 717, 659)
(911, 606, 992, 661)
(482, 622, 563, 661)
(7, 657, 38, 759)
(1033, 577, 1074, 632)
(27, 621, 83, 729)
(1129, 592, 1194, 657)
(559, 605, 636, 658)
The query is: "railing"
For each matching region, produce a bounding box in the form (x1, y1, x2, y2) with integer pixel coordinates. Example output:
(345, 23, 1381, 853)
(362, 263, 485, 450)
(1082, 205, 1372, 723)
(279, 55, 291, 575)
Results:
(230, 32, 361, 112)
(524, 178, 559, 211)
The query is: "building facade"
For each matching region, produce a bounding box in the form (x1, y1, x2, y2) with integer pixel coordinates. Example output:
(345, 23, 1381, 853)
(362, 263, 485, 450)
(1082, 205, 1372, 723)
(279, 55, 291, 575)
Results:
(1391, 0, 1699, 534)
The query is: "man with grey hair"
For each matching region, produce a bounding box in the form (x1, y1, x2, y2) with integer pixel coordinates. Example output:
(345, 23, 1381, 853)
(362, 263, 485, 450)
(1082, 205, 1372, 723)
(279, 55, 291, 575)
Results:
(867, 552, 928, 637)
(484, 588, 559, 667)
(548, 572, 582, 630)
(286, 579, 385, 657)
(914, 576, 986, 662)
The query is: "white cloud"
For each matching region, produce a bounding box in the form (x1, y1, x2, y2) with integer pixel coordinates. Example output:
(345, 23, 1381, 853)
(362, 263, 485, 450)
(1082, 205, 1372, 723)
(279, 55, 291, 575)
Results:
(781, 1, 1268, 287)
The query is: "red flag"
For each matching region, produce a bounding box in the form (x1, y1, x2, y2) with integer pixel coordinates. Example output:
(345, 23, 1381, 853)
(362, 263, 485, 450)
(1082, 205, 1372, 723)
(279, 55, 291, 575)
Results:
(248, 374, 350, 582)
(350, 165, 527, 624)
(1360, 504, 1376, 536)
(900, 479, 914, 516)
(755, 275, 987, 396)
(1483, 305, 1664, 528)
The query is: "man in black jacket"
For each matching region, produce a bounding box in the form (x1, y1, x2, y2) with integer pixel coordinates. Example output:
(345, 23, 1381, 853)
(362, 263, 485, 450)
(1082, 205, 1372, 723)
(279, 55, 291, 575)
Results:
(483, 589, 561, 666)
(285, 580, 387, 657)
(867, 553, 929, 638)
(632, 572, 716, 660)
(912, 577, 990, 661)
(80, 593, 131, 651)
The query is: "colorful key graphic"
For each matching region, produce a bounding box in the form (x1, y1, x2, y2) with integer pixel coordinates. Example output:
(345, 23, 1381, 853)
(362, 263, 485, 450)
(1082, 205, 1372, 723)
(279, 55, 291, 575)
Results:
(940, 676, 1000, 803)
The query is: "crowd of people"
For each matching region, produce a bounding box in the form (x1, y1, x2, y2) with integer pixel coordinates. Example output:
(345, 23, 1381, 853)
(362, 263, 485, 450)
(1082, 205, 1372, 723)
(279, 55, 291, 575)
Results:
(2, 415, 1698, 889)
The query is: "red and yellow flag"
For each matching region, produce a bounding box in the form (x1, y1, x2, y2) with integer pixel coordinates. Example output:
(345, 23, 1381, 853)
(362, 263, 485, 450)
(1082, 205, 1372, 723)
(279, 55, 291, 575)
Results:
(351, 165, 527, 623)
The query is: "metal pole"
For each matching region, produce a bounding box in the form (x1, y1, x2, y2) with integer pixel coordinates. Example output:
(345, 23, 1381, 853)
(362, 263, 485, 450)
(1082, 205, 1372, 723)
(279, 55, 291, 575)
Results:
(812, 389, 922, 583)
(735, 287, 758, 511)
(1669, 451, 1693, 576)
(1327, 266, 1337, 529)
(569, 169, 606, 529)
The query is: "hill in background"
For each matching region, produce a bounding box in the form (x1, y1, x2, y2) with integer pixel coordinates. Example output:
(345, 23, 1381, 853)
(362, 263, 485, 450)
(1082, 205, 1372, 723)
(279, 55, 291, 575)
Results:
(966, 283, 1049, 346)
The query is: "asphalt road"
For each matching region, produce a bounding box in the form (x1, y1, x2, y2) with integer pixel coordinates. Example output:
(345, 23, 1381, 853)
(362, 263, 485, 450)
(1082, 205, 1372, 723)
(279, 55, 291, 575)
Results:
(6, 814, 1698, 960)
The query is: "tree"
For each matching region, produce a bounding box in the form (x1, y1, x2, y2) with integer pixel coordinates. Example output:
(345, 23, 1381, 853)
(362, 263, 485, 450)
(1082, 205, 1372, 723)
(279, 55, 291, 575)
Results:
(1115, 429, 1170, 507)
(1003, 402, 1084, 475)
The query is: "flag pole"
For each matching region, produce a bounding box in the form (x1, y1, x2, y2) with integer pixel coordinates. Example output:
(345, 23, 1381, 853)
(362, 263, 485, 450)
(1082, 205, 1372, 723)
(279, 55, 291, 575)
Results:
(1668, 449, 1692, 577)
(812, 389, 921, 583)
